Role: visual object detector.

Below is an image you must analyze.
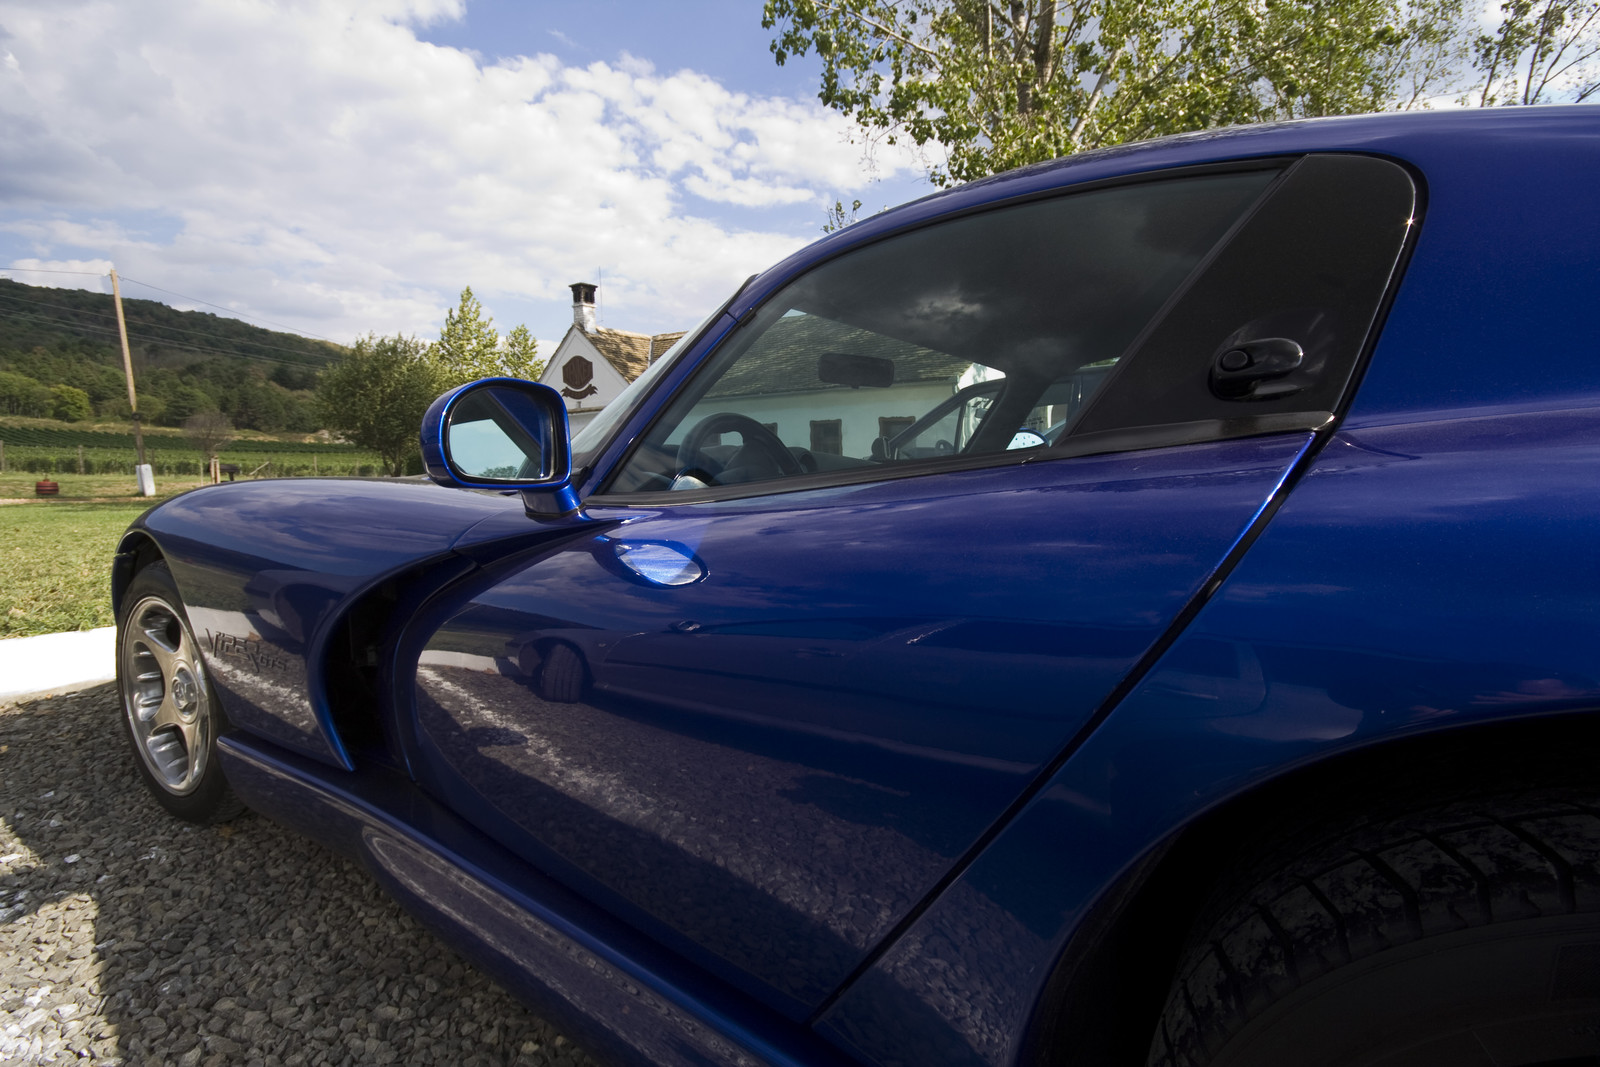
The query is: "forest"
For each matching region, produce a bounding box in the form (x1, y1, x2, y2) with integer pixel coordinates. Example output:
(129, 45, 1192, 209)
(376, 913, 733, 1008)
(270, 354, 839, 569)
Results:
(0, 278, 343, 433)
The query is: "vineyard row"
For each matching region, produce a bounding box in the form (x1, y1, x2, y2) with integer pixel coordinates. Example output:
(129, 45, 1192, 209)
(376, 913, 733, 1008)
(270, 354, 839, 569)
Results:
(0, 426, 358, 453)
(0, 444, 386, 477)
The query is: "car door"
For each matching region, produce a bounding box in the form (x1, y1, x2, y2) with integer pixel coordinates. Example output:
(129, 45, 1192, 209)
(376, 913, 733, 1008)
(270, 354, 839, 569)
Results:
(404, 154, 1417, 1020)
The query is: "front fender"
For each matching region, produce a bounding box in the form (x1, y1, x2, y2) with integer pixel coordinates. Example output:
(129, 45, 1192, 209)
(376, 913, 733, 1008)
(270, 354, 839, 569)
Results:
(124, 479, 529, 768)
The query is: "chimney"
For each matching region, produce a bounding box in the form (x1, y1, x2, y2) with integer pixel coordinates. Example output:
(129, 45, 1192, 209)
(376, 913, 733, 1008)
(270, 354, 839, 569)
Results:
(570, 282, 597, 332)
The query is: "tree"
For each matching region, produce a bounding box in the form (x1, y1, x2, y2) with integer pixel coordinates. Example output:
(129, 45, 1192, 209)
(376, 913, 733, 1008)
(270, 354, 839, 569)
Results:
(315, 334, 445, 477)
(435, 286, 501, 383)
(182, 411, 235, 464)
(163, 383, 217, 424)
(0, 371, 51, 416)
(501, 324, 544, 381)
(435, 287, 542, 384)
(1474, 0, 1599, 104)
(763, 0, 1481, 185)
(49, 384, 92, 422)
(823, 198, 864, 232)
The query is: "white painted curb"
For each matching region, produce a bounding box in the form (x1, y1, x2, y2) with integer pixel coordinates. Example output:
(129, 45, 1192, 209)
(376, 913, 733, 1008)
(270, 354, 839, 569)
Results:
(0, 627, 117, 703)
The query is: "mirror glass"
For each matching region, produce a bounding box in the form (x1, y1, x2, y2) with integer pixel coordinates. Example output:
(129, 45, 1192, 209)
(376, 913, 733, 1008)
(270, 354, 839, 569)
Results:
(446, 385, 553, 482)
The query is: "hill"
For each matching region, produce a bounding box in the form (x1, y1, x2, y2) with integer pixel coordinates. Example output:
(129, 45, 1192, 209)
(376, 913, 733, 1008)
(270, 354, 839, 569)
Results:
(0, 278, 346, 432)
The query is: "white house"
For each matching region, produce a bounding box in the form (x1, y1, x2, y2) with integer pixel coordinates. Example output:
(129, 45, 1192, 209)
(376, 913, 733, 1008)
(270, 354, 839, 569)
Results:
(539, 283, 685, 434)
(538, 283, 991, 463)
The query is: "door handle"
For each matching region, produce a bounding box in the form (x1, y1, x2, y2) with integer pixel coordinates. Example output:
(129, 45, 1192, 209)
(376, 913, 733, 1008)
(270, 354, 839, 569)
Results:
(1211, 337, 1304, 400)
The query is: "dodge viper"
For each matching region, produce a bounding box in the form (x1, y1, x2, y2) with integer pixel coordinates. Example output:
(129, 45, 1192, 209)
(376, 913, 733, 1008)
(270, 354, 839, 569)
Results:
(115, 106, 1600, 1067)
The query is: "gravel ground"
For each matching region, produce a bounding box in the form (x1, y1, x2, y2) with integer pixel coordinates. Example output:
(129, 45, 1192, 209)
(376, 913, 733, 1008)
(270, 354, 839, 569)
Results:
(0, 683, 600, 1067)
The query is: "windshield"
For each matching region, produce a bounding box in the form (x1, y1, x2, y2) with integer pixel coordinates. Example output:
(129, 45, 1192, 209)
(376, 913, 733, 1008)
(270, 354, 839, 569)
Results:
(569, 298, 732, 476)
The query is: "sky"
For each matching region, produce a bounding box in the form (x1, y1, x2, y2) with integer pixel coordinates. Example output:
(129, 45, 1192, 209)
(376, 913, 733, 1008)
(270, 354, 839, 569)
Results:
(0, 0, 937, 351)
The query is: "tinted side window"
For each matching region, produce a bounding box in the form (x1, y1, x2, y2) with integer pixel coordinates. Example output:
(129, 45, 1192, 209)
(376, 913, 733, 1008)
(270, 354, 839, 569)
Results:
(1070, 154, 1416, 439)
(602, 169, 1279, 496)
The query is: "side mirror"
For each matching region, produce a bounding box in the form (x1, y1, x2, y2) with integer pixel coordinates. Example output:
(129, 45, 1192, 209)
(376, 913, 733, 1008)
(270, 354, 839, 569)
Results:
(420, 379, 580, 515)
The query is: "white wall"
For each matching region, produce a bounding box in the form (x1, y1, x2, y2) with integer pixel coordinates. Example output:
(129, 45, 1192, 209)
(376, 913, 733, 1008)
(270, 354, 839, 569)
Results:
(680, 382, 956, 460)
(540, 329, 633, 424)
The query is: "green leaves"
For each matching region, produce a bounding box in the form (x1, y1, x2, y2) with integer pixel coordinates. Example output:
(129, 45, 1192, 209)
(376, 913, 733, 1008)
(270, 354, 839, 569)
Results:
(49, 385, 92, 423)
(1475, 0, 1599, 104)
(500, 324, 544, 382)
(314, 289, 546, 477)
(433, 287, 543, 387)
(765, 0, 1596, 186)
(434, 286, 502, 386)
(315, 334, 444, 477)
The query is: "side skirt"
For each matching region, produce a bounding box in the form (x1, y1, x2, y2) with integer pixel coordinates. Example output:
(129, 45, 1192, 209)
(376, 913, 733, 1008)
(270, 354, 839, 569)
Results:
(218, 733, 851, 1067)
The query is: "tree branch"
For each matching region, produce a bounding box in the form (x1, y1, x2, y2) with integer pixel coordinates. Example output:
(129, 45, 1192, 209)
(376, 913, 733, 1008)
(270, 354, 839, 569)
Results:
(810, 0, 943, 61)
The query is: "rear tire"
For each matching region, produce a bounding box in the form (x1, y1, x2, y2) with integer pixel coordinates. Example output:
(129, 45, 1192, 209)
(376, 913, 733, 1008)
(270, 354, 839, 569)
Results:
(116, 561, 245, 824)
(1148, 788, 1600, 1067)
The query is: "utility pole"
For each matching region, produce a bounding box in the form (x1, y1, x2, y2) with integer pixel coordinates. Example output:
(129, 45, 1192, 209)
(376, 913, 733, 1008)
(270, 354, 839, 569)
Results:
(110, 267, 154, 496)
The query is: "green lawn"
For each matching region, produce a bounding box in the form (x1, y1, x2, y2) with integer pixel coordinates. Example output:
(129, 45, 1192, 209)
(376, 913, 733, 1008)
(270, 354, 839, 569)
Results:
(0, 488, 175, 638)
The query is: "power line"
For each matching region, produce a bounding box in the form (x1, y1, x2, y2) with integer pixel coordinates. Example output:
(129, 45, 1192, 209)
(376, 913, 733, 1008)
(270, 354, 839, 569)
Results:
(0, 266, 106, 276)
(0, 267, 343, 345)
(0, 292, 120, 328)
(0, 292, 336, 362)
(119, 276, 339, 343)
(0, 307, 332, 370)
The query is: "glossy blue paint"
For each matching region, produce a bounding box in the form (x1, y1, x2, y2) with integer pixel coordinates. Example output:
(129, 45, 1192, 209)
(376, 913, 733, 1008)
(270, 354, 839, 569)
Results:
(216, 730, 856, 1067)
(816, 401, 1600, 1067)
(124, 479, 524, 767)
(407, 432, 1315, 1019)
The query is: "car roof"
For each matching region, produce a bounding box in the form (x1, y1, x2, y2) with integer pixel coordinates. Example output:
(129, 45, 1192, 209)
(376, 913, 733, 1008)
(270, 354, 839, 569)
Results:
(734, 105, 1600, 317)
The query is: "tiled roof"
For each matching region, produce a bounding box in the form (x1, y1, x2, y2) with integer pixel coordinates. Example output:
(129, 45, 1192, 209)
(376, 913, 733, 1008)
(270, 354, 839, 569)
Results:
(650, 332, 686, 360)
(583, 328, 688, 382)
(585, 329, 651, 380)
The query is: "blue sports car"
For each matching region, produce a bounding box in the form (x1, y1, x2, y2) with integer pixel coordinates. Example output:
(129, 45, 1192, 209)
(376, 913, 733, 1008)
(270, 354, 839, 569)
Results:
(114, 106, 1600, 1067)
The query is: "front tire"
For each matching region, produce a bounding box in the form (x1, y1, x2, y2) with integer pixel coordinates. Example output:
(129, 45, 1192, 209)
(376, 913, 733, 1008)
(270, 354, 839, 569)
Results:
(538, 642, 586, 703)
(116, 561, 244, 824)
(1149, 788, 1600, 1067)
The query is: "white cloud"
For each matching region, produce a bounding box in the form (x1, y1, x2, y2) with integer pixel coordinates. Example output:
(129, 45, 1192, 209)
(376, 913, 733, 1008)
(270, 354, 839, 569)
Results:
(0, 0, 922, 343)
(0, 257, 114, 292)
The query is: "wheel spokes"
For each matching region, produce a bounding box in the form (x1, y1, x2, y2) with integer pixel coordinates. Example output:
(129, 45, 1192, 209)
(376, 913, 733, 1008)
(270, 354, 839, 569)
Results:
(122, 595, 210, 794)
(138, 607, 184, 671)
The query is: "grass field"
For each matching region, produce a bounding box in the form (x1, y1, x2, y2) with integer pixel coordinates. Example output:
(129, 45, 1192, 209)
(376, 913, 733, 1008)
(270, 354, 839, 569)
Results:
(0, 497, 159, 637)
(1, 468, 411, 638)
(0, 471, 207, 502)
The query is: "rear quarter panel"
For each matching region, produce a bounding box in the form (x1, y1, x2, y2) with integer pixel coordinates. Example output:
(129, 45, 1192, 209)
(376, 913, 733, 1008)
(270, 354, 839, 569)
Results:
(815, 111, 1600, 1067)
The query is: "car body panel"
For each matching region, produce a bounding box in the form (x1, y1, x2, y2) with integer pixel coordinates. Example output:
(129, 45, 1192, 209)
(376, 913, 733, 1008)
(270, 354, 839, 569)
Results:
(817, 401, 1600, 1067)
(808, 110, 1600, 1063)
(216, 729, 855, 1067)
(120, 479, 527, 767)
(408, 431, 1315, 1018)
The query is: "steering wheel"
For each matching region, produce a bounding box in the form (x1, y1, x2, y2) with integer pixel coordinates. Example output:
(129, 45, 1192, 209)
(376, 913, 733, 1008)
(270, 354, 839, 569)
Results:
(677, 412, 803, 483)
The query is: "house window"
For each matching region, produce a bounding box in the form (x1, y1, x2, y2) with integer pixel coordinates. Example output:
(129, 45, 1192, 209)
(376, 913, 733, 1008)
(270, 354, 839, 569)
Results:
(878, 416, 915, 440)
(810, 420, 842, 455)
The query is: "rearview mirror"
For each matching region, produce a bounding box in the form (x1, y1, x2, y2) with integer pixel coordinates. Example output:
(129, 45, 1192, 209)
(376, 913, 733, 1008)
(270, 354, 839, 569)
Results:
(420, 379, 580, 514)
(818, 351, 894, 389)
